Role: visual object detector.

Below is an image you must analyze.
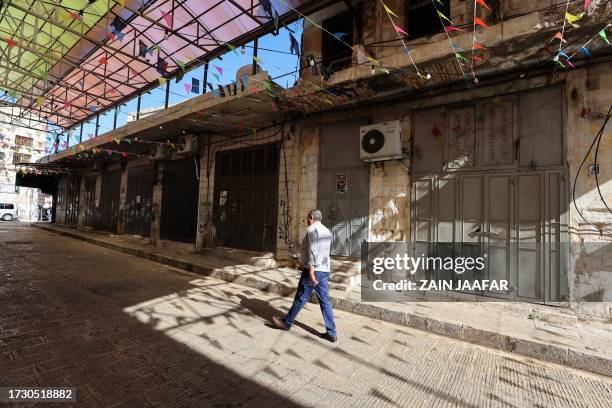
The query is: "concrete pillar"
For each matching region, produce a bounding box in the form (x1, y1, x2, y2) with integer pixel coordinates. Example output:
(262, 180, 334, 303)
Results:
(196, 135, 215, 250)
(275, 122, 304, 262)
(295, 124, 320, 250)
(116, 167, 129, 234)
(76, 172, 86, 227)
(368, 113, 411, 243)
(150, 162, 164, 244)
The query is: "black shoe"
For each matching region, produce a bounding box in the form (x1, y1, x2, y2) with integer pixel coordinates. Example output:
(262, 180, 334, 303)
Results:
(271, 315, 290, 331)
(321, 333, 337, 343)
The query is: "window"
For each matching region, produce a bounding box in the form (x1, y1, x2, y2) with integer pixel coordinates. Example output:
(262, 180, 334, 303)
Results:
(322, 10, 353, 72)
(406, 0, 450, 39)
(13, 153, 31, 164)
(0, 184, 17, 193)
(15, 135, 33, 147)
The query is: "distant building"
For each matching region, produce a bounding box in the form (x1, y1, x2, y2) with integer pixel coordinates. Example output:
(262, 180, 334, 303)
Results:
(0, 109, 50, 221)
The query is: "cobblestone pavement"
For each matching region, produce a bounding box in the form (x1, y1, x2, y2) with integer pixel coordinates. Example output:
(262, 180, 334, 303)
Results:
(1, 223, 611, 408)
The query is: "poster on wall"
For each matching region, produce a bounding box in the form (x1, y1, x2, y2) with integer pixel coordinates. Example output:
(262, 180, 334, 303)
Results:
(219, 190, 227, 205)
(336, 174, 347, 193)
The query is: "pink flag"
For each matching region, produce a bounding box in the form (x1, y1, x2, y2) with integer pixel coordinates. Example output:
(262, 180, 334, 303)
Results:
(444, 26, 463, 33)
(584, 0, 591, 11)
(215, 65, 222, 75)
(161, 11, 173, 29)
(184, 83, 191, 93)
(393, 25, 408, 36)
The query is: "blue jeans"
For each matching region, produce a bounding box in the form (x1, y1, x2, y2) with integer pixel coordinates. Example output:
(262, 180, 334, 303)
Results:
(284, 270, 337, 337)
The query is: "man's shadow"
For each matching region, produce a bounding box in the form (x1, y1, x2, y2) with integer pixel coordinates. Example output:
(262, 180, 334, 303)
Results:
(236, 295, 322, 338)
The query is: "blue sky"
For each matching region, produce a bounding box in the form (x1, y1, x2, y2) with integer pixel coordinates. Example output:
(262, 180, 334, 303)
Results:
(48, 20, 303, 151)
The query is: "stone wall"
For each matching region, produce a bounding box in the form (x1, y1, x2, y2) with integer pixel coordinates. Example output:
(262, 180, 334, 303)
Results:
(564, 63, 612, 317)
(300, 0, 577, 83)
(293, 122, 320, 260)
(195, 124, 289, 255)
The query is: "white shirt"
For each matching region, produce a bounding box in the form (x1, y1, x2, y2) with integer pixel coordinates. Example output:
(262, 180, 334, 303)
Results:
(300, 221, 332, 273)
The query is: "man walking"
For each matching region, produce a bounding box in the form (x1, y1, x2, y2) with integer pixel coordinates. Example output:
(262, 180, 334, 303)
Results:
(272, 209, 337, 342)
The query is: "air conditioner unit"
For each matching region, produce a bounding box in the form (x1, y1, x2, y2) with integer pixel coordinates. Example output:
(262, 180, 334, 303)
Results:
(359, 120, 404, 161)
(149, 144, 169, 161)
(177, 134, 198, 155)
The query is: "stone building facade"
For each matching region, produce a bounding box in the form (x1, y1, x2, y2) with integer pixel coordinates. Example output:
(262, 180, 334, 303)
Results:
(0, 110, 48, 221)
(47, 0, 611, 317)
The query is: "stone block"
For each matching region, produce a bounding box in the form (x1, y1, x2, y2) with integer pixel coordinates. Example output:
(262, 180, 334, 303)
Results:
(512, 339, 568, 366)
(427, 318, 463, 339)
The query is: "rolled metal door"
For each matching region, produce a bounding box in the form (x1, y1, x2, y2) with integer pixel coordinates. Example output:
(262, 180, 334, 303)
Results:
(160, 158, 199, 243)
(95, 170, 121, 233)
(125, 166, 155, 237)
(82, 176, 96, 226)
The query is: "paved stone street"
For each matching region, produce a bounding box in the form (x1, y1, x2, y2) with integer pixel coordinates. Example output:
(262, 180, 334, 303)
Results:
(1, 223, 611, 408)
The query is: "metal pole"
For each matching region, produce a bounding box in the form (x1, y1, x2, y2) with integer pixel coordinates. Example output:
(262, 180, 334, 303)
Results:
(136, 93, 141, 121)
(94, 114, 100, 137)
(252, 37, 259, 75)
(113, 106, 118, 129)
(203, 60, 209, 94)
(164, 80, 170, 109)
(79, 122, 84, 142)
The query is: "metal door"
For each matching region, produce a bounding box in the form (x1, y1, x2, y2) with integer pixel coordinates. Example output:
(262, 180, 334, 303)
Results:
(64, 176, 80, 225)
(483, 173, 514, 298)
(456, 174, 484, 293)
(82, 176, 96, 226)
(318, 120, 369, 258)
(124, 166, 154, 237)
(515, 172, 543, 301)
(544, 170, 568, 302)
(160, 158, 199, 243)
(319, 168, 369, 257)
(213, 144, 279, 251)
(96, 170, 121, 232)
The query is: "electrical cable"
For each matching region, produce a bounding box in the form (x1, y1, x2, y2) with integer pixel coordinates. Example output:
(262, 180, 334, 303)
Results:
(572, 104, 612, 233)
(593, 104, 612, 216)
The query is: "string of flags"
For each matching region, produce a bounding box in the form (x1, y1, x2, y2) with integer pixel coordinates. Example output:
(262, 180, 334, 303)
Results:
(431, 0, 469, 80)
(380, 1, 431, 80)
(553, 22, 610, 68)
(470, 0, 493, 83)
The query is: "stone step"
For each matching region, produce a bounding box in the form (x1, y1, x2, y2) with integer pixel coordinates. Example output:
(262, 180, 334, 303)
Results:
(201, 246, 278, 268)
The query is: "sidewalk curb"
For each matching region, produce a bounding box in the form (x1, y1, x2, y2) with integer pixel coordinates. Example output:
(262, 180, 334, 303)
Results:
(32, 223, 612, 378)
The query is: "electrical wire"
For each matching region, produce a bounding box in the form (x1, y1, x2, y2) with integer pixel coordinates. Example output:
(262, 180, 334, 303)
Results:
(593, 105, 612, 217)
(572, 104, 612, 233)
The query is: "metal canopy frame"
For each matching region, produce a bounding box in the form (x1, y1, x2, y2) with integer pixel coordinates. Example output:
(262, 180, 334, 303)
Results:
(0, 0, 338, 131)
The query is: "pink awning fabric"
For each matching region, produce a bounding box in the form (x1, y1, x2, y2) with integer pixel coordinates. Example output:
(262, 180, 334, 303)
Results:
(16, 0, 311, 128)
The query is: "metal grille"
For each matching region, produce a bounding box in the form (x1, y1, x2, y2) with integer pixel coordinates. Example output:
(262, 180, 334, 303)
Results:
(213, 143, 279, 251)
(124, 166, 155, 237)
(82, 176, 96, 227)
(64, 176, 80, 226)
(95, 170, 121, 233)
(160, 158, 199, 243)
